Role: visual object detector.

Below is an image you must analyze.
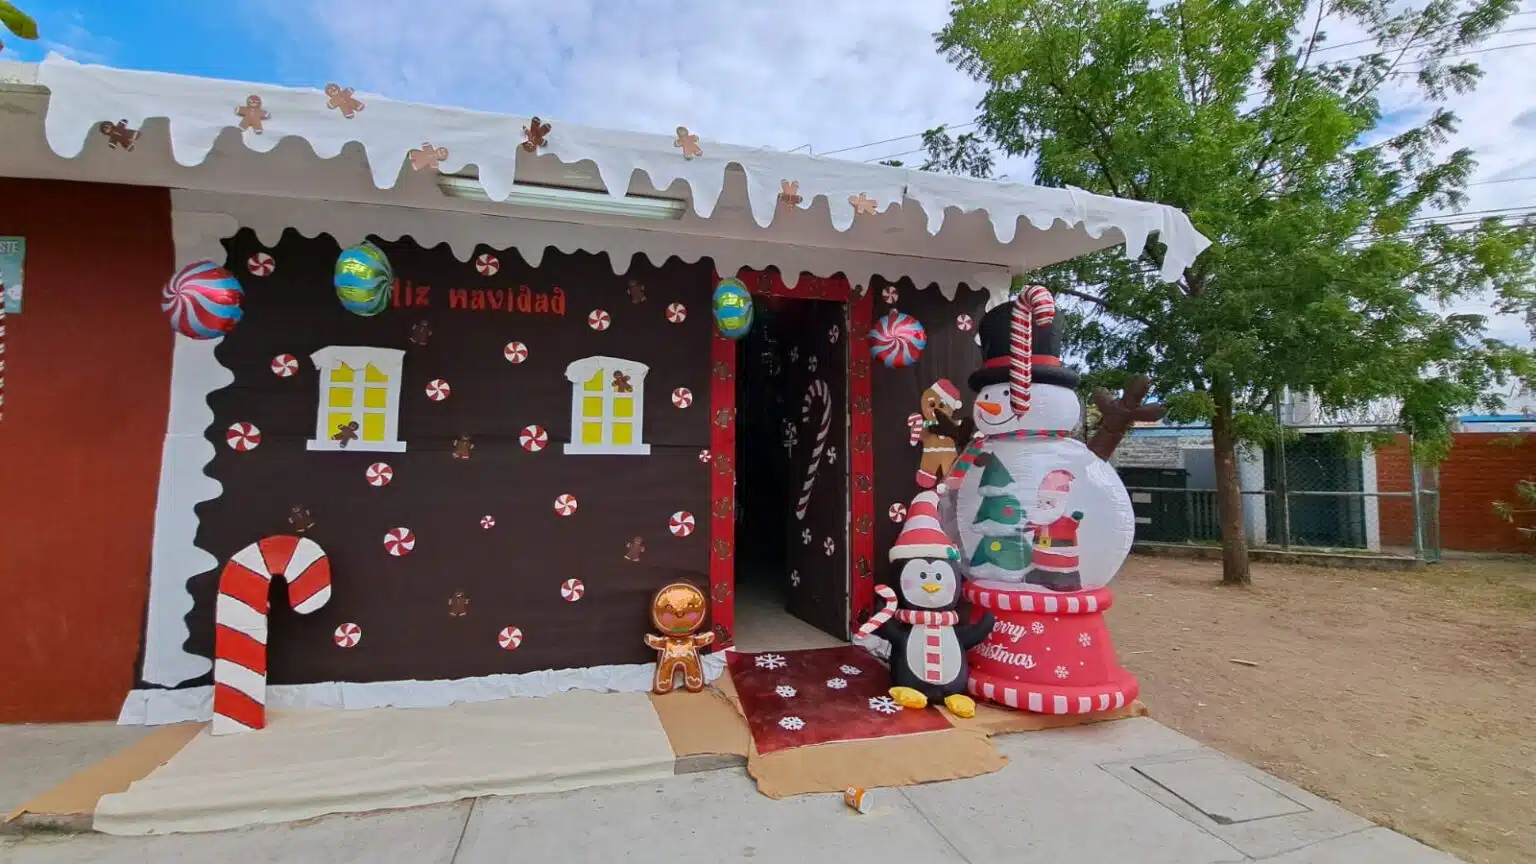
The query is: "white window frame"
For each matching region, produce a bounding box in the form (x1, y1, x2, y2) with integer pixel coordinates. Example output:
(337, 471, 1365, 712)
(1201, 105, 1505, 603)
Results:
(564, 355, 651, 456)
(306, 346, 408, 453)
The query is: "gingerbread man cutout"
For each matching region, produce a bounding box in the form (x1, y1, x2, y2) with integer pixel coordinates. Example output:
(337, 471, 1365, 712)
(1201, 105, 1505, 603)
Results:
(522, 117, 551, 153)
(324, 83, 365, 118)
(235, 95, 270, 134)
(409, 143, 449, 172)
(627, 279, 646, 304)
(779, 179, 802, 207)
(644, 582, 715, 694)
(612, 371, 633, 393)
(98, 120, 139, 151)
(452, 435, 474, 460)
(849, 193, 878, 215)
(673, 126, 703, 159)
(332, 420, 360, 448)
(448, 591, 470, 618)
(288, 506, 315, 534)
(409, 320, 433, 347)
(624, 536, 645, 562)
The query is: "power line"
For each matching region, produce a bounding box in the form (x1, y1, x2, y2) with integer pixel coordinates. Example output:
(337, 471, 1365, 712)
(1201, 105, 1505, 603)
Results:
(818, 121, 976, 157)
(1310, 12, 1536, 54)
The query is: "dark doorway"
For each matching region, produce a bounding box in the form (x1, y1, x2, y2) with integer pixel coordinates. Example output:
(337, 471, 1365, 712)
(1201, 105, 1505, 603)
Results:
(735, 295, 849, 641)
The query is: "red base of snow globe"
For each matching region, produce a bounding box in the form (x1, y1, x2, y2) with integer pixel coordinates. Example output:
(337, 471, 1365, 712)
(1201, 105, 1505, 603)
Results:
(963, 582, 1139, 715)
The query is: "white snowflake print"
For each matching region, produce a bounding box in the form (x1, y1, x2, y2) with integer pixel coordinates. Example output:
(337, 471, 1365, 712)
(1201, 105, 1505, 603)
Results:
(779, 716, 806, 731)
(839, 664, 862, 676)
(789, 570, 801, 587)
(868, 695, 903, 715)
(826, 678, 848, 690)
(823, 537, 836, 556)
(1030, 621, 1046, 635)
(1078, 632, 1093, 647)
(826, 446, 838, 464)
(775, 685, 797, 698)
(789, 346, 800, 364)
(802, 528, 813, 545)
(808, 355, 819, 373)
(1055, 665, 1070, 680)
(828, 324, 840, 343)
(755, 653, 788, 670)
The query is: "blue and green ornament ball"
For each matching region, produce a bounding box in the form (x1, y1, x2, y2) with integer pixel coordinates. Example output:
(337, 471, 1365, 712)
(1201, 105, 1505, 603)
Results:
(712, 277, 754, 339)
(334, 241, 394, 317)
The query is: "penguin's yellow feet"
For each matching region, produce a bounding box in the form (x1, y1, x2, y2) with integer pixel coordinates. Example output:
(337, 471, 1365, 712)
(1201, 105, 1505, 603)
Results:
(943, 693, 977, 719)
(888, 686, 929, 709)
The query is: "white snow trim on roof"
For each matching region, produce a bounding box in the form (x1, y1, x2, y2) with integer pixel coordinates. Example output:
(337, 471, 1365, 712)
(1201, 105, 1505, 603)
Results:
(37, 54, 1209, 281)
(117, 654, 728, 725)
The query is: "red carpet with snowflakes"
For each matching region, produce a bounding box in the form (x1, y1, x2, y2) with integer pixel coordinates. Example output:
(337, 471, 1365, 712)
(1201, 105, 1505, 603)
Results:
(726, 646, 953, 755)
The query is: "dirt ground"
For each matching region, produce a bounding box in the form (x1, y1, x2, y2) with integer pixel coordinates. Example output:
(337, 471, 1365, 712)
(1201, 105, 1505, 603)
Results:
(1110, 555, 1536, 864)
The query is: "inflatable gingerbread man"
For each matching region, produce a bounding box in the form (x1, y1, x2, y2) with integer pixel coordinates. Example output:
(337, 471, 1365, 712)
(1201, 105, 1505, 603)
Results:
(645, 582, 715, 694)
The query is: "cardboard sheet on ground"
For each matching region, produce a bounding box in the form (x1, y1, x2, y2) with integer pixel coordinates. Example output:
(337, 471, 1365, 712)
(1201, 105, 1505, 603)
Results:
(93, 691, 676, 835)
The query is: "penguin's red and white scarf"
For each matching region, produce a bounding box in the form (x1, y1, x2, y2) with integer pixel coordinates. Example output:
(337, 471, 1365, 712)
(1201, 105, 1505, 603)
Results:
(856, 586, 961, 683)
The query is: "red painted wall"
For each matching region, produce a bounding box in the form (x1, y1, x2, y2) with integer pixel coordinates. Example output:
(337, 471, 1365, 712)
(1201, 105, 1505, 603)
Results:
(0, 179, 174, 722)
(1376, 432, 1536, 554)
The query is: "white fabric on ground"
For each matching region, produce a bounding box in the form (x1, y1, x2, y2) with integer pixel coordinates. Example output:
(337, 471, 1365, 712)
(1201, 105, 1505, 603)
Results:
(95, 691, 678, 835)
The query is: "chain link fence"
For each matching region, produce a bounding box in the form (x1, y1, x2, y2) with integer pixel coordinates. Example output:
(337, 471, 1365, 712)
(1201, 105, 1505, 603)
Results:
(1111, 424, 1441, 562)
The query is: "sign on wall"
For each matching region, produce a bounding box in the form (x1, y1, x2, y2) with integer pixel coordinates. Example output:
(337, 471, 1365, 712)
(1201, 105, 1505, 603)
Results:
(0, 236, 23, 314)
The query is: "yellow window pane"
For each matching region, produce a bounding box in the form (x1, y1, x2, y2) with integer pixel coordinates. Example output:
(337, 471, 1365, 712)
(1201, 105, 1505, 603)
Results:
(328, 386, 355, 408)
(613, 422, 632, 445)
(581, 422, 605, 444)
(582, 396, 605, 418)
(331, 363, 356, 383)
(363, 386, 389, 409)
(327, 411, 354, 437)
(364, 363, 389, 383)
(583, 369, 605, 392)
(361, 413, 386, 442)
(613, 397, 633, 418)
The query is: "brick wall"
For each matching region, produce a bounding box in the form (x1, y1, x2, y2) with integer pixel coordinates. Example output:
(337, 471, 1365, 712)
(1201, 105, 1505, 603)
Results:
(1376, 432, 1536, 554)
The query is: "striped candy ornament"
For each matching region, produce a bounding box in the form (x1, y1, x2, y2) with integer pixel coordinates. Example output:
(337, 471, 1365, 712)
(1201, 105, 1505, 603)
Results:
(161, 260, 245, 340)
(212, 536, 332, 734)
(0, 303, 6, 422)
(334, 242, 394, 317)
(794, 379, 832, 520)
(1009, 285, 1056, 414)
(854, 584, 898, 638)
(867, 310, 926, 368)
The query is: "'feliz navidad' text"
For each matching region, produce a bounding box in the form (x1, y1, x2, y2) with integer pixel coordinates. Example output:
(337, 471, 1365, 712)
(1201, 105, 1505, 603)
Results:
(389, 279, 568, 315)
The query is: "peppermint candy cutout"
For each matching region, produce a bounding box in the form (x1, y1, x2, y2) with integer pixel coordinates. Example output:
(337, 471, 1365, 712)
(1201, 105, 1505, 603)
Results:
(955, 314, 975, 332)
(480, 515, 496, 530)
(247, 252, 275, 276)
(669, 511, 696, 537)
(226, 422, 261, 452)
(366, 462, 394, 487)
(519, 425, 548, 452)
(334, 623, 361, 648)
(271, 354, 298, 377)
(828, 325, 840, 344)
(587, 309, 611, 331)
(880, 285, 899, 304)
(383, 527, 416, 556)
(553, 494, 579, 516)
(503, 341, 529, 364)
(888, 503, 908, 522)
(665, 303, 687, 323)
(425, 379, 451, 401)
(698, 450, 712, 463)
(498, 626, 523, 650)
(671, 388, 693, 408)
(474, 253, 500, 276)
(560, 578, 585, 602)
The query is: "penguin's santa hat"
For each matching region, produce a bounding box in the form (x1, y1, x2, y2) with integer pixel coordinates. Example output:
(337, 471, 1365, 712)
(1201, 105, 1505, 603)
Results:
(889, 491, 960, 562)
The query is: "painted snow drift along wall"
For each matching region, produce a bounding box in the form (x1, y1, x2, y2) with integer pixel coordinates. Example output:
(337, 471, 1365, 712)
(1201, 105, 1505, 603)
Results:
(157, 230, 715, 688)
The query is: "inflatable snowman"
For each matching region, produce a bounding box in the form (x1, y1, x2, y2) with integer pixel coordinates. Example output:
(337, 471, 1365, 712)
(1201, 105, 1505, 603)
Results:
(939, 286, 1140, 715)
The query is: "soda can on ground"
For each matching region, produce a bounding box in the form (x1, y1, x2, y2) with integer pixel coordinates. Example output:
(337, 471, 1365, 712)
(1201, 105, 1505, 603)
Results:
(843, 787, 872, 814)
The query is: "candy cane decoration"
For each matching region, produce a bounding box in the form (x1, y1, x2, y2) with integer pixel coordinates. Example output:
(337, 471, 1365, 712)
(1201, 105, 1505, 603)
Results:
(854, 584, 898, 638)
(1010, 285, 1056, 414)
(0, 302, 6, 422)
(213, 535, 332, 735)
(794, 379, 832, 521)
(906, 412, 925, 446)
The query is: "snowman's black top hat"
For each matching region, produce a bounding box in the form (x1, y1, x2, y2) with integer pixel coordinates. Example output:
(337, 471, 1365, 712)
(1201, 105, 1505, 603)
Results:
(968, 293, 1081, 393)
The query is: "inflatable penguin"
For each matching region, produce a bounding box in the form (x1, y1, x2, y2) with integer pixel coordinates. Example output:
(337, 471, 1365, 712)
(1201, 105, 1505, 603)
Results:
(860, 491, 994, 718)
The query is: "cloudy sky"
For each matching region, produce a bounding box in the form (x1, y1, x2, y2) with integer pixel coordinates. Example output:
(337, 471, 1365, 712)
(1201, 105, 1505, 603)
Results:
(5, 0, 1533, 345)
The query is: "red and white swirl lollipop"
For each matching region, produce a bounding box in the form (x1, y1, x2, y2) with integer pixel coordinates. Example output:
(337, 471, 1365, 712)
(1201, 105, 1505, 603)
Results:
(474, 253, 500, 276)
(498, 626, 523, 649)
(868, 310, 927, 369)
(560, 578, 585, 601)
(669, 511, 696, 537)
(271, 354, 298, 377)
(503, 341, 528, 364)
(587, 309, 611, 331)
(553, 494, 578, 516)
(366, 462, 393, 487)
(383, 527, 415, 556)
(671, 387, 693, 408)
(333, 623, 361, 648)
(226, 422, 261, 452)
(665, 303, 687, 323)
(519, 425, 548, 452)
(888, 502, 908, 522)
(955, 314, 974, 332)
(480, 515, 496, 530)
(425, 379, 451, 401)
(247, 252, 276, 277)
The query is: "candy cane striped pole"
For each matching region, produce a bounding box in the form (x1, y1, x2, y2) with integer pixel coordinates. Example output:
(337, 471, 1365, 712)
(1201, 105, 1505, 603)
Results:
(0, 302, 7, 422)
(213, 535, 333, 735)
(854, 585, 899, 637)
(795, 379, 833, 520)
(1009, 285, 1057, 415)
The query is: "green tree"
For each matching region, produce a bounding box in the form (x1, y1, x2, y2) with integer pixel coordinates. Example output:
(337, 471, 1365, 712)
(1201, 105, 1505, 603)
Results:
(0, 2, 37, 52)
(930, 0, 1536, 583)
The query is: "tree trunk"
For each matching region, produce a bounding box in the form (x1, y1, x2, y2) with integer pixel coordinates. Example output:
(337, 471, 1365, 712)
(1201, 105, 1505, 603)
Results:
(1209, 392, 1252, 585)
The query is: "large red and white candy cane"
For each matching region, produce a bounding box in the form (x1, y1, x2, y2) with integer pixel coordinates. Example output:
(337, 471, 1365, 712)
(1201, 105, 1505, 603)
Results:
(1009, 285, 1057, 414)
(0, 303, 7, 422)
(906, 412, 925, 446)
(213, 535, 332, 735)
(854, 584, 899, 638)
(794, 378, 832, 521)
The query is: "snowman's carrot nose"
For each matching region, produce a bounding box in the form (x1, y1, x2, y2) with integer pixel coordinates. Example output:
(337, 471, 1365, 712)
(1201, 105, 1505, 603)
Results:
(976, 401, 1004, 416)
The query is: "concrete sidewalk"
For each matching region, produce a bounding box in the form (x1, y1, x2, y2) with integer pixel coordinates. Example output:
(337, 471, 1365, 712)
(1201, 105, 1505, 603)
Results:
(0, 718, 1458, 863)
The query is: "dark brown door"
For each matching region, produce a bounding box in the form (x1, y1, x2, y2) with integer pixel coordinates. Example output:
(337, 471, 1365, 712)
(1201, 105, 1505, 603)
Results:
(779, 298, 849, 638)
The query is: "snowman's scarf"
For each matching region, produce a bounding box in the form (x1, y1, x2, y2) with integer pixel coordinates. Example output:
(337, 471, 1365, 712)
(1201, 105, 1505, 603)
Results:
(938, 430, 1075, 493)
